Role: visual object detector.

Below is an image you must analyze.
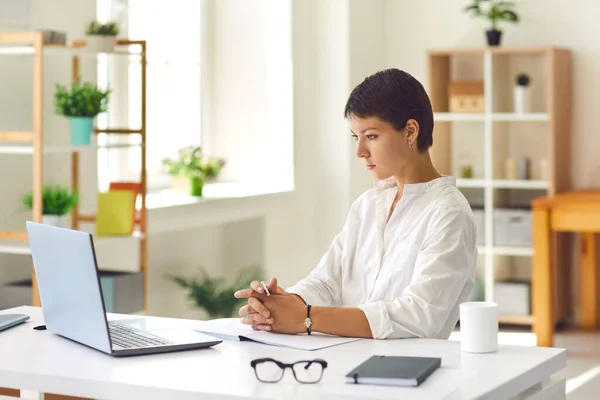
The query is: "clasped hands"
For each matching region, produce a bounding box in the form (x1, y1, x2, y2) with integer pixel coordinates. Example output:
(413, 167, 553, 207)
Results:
(234, 278, 307, 334)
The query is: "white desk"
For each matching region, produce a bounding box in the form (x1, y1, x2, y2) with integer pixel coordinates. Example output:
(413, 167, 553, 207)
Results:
(0, 307, 566, 400)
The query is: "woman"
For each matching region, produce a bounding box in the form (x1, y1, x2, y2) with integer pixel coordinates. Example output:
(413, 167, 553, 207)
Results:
(234, 68, 477, 339)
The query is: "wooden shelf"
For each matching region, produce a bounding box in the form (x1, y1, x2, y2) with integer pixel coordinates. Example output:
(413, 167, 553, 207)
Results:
(0, 131, 34, 142)
(428, 46, 562, 57)
(94, 128, 143, 135)
(492, 180, 549, 190)
(0, 232, 145, 255)
(434, 112, 549, 122)
(499, 314, 534, 325)
(0, 143, 142, 154)
(492, 113, 549, 121)
(457, 179, 549, 190)
(456, 179, 486, 188)
(478, 246, 534, 257)
(0, 43, 142, 57)
(434, 113, 485, 122)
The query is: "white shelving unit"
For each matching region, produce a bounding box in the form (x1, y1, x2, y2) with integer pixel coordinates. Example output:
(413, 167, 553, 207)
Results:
(428, 47, 572, 325)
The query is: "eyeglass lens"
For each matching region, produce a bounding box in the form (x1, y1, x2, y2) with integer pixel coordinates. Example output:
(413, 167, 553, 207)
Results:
(292, 361, 324, 383)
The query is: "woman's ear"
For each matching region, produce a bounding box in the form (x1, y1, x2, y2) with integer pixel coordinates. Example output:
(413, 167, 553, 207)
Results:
(406, 119, 419, 143)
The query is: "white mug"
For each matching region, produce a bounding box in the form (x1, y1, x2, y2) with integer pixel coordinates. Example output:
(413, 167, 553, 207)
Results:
(459, 301, 499, 353)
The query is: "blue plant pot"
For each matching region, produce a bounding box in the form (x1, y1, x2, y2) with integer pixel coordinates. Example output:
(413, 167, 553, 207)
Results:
(69, 116, 94, 145)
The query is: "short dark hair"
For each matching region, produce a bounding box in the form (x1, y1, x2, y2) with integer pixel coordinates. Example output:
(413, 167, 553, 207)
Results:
(344, 68, 434, 151)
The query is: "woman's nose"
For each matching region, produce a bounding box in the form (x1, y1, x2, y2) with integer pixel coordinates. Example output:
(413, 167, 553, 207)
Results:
(356, 140, 369, 158)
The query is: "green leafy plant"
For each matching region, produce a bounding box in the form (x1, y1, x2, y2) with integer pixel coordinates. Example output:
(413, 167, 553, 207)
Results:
(166, 265, 263, 319)
(22, 185, 79, 216)
(54, 77, 110, 117)
(161, 145, 225, 180)
(516, 73, 531, 87)
(464, 0, 519, 30)
(85, 21, 119, 36)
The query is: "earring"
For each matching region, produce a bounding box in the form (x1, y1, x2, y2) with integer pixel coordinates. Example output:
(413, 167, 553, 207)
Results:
(408, 141, 415, 149)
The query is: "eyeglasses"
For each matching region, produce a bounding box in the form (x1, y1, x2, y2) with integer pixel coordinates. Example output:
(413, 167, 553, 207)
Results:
(250, 358, 328, 383)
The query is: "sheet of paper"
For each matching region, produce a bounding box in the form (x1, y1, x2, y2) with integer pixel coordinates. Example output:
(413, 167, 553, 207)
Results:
(193, 318, 363, 351)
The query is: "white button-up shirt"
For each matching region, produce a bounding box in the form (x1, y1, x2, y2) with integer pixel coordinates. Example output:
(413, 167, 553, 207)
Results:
(287, 176, 477, 339)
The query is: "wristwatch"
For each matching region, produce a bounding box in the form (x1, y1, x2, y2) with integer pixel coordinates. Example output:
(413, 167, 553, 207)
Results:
(304, 304, 312, 335)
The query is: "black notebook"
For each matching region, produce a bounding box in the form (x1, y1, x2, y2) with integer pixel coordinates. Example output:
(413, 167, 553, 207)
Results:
(345, 355, 441, 387)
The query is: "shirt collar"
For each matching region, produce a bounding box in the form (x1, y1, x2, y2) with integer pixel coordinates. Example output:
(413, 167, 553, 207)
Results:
(374, 175, 456, 195)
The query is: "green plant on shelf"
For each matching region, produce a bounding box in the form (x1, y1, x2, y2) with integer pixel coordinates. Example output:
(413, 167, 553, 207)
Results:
(161, 145, 225, 196)
(21, 185, 79, 216)
(166, 265, 263, 319)
(54, 77, 110, 118)
(463, 0, 519, 31)
(85, 20, 119, 36)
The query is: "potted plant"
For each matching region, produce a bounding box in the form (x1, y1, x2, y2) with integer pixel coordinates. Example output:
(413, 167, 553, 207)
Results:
(22, 185, 79, 228)
(84, 20, 119, 52)
(161, 145, 225, 197)
(463, 0, 519, 46)
(54, 77, 110, 145)
(514, 73, 531, 113)
(166, 265, 262, 319)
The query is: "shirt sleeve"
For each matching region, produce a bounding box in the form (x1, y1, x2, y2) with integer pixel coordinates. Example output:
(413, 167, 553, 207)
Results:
(286, 207, 357, 307)
(357, 207, 477, 339)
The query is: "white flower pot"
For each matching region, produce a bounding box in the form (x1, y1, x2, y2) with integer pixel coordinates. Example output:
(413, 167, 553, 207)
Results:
(85, 36, 117, 53)
(513, 86, 532, 113)
(42, 215, 66, 228)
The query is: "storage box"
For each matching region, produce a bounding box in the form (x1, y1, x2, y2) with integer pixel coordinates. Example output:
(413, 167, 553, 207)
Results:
(494, 208, 532, 247)
(472, 208, 485, 245)
(448, 81, 485, 113)
(0, 280, 32, 310)
(494, 280, 531, 315)
(99, 271, 144, 314)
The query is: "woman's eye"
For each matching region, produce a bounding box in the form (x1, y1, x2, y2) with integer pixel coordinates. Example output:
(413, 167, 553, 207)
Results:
(367, 135, 377, 140)
(351, 135, 358, 141)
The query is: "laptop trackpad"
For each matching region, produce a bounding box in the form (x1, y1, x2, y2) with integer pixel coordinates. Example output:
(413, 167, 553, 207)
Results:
(149, 328, 218, 344)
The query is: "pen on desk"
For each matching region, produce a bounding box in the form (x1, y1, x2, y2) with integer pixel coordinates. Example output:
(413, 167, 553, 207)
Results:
(260, 281, 271, 296)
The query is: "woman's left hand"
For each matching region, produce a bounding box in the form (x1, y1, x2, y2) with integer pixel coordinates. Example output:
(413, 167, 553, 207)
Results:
(240, 292, 307, 334)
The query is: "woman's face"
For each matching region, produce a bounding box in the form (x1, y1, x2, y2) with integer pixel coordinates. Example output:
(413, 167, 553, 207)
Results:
(350, 115, 417, 181)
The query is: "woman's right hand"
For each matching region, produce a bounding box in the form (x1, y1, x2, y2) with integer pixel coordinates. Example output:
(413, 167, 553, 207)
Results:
(234, 277, 301, 329)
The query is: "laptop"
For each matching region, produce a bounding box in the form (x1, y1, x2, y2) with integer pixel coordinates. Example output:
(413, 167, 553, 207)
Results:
(25, 221, 222, 356)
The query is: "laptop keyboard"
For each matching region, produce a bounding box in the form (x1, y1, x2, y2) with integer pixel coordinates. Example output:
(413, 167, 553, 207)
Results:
(109, 323, 175, 349)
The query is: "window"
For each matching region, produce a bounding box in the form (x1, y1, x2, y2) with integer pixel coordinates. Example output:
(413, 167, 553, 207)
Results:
(97, 0, 202, 191)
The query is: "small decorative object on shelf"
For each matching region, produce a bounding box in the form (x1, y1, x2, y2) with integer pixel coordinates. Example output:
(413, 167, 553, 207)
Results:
(84, 20, 119, 52)
(504, 157, 518, 180)
(96, 190, 136, 236)
(21, 185, 79, 228)
(463, 0, 519, 46)
(514, 73, 532, 113)
(517, 157, 530, 180)
(458, 153, 475, 178)
(448, 81, 484, 113)
(54, 77, 110, 145)
(162, 145, 225, 197)
(37, 29, 67, 45)
(539, 158, 548, 181)
(166, 265, 262, 319)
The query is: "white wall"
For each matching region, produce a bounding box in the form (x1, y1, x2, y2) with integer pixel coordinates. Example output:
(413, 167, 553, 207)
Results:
(348, 0, 387, 201)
